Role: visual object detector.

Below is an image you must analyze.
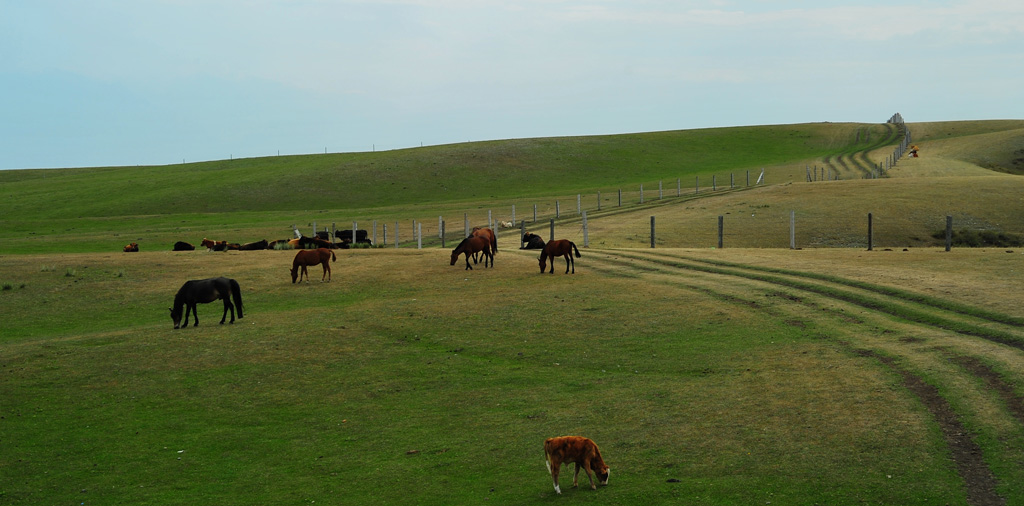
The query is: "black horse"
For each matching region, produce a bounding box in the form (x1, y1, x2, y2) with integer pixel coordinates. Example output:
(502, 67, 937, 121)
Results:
(169, 277, 244, 329)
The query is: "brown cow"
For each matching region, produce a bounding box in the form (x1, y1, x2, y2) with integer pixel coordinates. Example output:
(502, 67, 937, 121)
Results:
(123, 242, 139, 252)
(544, 436, 610, 494)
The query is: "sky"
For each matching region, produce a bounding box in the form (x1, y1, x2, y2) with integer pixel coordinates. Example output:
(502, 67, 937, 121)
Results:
(1, 0, 1022, 170)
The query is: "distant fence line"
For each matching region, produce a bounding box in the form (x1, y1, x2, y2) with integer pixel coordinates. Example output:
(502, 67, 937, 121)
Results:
(298, 210, 969, 251)
(806, 113, 913, 182)
(296, 168, 766, 248)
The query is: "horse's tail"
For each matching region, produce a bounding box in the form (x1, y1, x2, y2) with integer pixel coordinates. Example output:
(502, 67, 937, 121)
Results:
(331, 251, 337, 262)
(230, 278, 244, 319)
(491, 233, 498, 254)
(571, 241, 581, 258)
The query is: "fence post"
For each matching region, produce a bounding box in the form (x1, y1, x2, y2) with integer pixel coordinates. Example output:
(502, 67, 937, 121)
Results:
(945, 215, 953, 252)
(488, 210, 492, 229)
(439, 216, 443, 239)
(549, 219, 555, 242)
(441, 220, 446, 248)
(659, 181, 663, 200)
(331, 222, 336, 241)
(417, 222, 422, 249)
(618, 189, 622, 207)
(533, 204, 537, 222)
(677, 178, 681, 197)
(512, 205, 516, 226)
(640, 184, 644, 204)
(713, 175, 717, 191)
(373, 220, 378, 246)
(556, 200, 560, 219)
(790, 211, 796, 249)
(746, 170, 749, 186)
(730, 173, 734, 188)
(582, 211, 589, 248)
(867, 213, 873, 251)
(597, 191, 601, 211)
(520, 220, 526, 248)
(650, 216, 656, 248)
(718, 216, 724, 249)
(577, 194, 581, 215)
(382, 223, 388, 246)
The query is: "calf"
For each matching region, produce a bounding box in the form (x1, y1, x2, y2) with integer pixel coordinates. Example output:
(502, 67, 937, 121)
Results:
(543, 436, 610, 494)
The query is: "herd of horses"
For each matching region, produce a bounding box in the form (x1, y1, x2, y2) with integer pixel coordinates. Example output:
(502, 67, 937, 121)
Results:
(167, 227, 581, 328)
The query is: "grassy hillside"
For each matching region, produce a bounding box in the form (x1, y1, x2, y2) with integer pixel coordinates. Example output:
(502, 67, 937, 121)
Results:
(0, 120, 1021, 255)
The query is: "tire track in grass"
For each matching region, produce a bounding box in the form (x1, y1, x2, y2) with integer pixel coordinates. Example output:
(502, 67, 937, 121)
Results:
(584, 249, 1016, 505)
(598, 250, 1024, 351)
(851, 347, 1006, 506)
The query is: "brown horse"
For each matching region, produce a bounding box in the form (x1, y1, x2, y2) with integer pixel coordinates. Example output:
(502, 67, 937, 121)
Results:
(291, 248, 336, 283)
(539, 239, 581, 274)
(471, 227, 498, 254)
(450, 236, 492, 270)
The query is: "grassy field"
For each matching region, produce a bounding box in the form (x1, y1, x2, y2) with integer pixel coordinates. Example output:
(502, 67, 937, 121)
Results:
(2, 119, 1024, 504)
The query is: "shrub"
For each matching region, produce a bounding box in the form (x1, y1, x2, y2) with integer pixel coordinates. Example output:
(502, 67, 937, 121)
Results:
(932, 229, 1024, 247)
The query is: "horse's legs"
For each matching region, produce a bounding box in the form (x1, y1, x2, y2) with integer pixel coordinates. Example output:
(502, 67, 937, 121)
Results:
(566, 253, 574, 273)
(221, 297, 235, 324)
(301, 265, 309, 282)
(187, 304, 198, 327)
(464, 253, 473, 270)
(322, 261, 330, 282)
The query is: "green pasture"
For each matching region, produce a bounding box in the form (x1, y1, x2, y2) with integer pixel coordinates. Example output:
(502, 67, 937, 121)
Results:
(2, 119, 1024, 504)
(3, 248, 1023, 505)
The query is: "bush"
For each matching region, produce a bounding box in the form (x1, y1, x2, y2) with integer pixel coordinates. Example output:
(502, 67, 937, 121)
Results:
(932, 229, 1024, 247)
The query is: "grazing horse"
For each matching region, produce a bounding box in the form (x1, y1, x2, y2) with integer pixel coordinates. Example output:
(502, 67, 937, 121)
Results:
(291, 247, 336, 283)
(123, 242, 139, 252)
(544, 436, 610, 494)
(539, 239, 581, 274)
(521, 232, 545, 250)
(450, 236, 492, 270)
(169, 277, 244, 329)
(471, 227, 498, 254)
(173, 241, 195, 251)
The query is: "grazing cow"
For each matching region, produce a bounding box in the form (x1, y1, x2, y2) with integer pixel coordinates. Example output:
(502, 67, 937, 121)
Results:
(173, 241, 195, 251)
(123, 242, 139, 252)
(521, 232, 545, 250)
(544, 436, 610, 494)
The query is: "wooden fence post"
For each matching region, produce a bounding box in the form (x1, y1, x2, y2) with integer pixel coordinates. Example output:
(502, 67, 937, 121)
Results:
(520, 220, 526, 249)
(556, 200, 560, 219)
(441, 220, 446, 248)
(650, 216, 656, 248)
(417, 222, 422, 249)
(373, 220, 377, 246)
(382, 223, 388, 246)
(618, 189, 622, 207)
(640, 184, 644, 204)
(597, 191, 601, 211)
(867, 213, 873, 251)
(549, 219, 555, 242)
(945, 215, 953, 252)
(718, 216, 724, 249)
(394, 222, 399, 248)
(790, 211, 796, 249)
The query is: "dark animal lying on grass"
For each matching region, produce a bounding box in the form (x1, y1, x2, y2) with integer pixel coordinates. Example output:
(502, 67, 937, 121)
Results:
(123, 242, 139, 252)
(521, 232, 545, 250)
(239, 239, 268, 251)
(173, 241, 195, 251)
